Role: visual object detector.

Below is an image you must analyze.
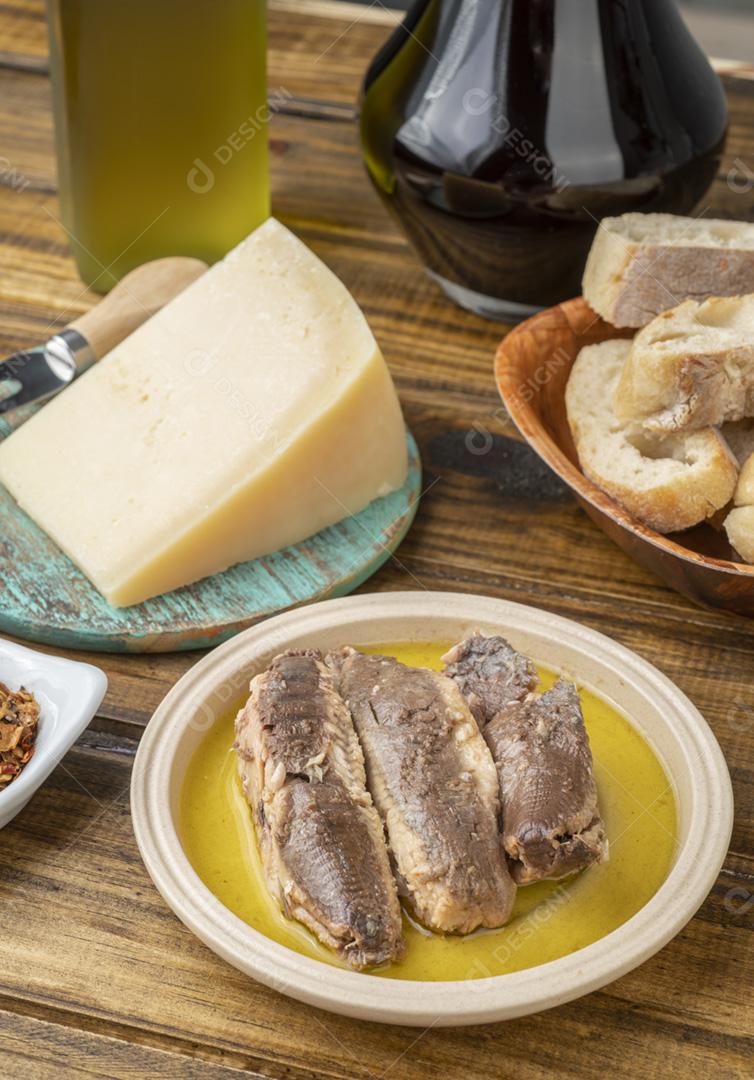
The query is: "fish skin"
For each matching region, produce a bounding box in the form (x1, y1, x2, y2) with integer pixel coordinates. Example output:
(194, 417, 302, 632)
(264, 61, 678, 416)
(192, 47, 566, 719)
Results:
(444, 635, 608, 884)
(442, 632, 537, 726)
(235, 648, 404, 969)
(486, 679, 608, 884)
(329, 647, 516, 934)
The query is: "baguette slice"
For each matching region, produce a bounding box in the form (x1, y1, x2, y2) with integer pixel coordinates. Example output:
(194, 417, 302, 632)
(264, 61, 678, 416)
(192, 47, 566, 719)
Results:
(583, 213, 754, 328)
(615, 295, 754, 432)
(721, 418, 754, 466)
(724, 450, 754, 563)
(735, 450, 754, 505)
(724, 507, 754, 563)
(566, 339, 738, 534)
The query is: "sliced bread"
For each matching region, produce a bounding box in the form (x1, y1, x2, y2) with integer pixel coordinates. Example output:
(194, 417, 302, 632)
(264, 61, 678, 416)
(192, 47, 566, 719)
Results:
(566, 339, 738, 534)
(724, 451, 754, 563)
(614, 295, 754, 432)
(736, 451, 754, 505)
(725, 506, 754, 563)
(721, 418, 754, 466)
(583, 213, 754, 328)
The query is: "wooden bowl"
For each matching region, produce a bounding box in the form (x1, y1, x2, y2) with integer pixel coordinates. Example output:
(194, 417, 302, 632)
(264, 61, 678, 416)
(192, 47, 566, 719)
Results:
(496, 297, 754, 617)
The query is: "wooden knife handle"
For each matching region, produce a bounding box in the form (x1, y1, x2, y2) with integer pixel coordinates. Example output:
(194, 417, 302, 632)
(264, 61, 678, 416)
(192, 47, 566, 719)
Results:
(67, 256, 208, 360)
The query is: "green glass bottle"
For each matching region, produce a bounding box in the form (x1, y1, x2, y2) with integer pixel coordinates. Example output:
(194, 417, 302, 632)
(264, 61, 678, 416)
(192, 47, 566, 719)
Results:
(47, 0, 270, 290)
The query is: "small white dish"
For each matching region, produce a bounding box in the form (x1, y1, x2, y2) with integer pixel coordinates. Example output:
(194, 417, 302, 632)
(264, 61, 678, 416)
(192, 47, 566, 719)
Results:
(131, 592, 733, 1027)
(0, 637, 108, 828)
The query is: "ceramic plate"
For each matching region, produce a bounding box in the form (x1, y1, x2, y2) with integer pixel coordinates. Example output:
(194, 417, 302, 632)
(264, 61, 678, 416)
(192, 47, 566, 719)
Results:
(130, 592, 732, 1026)
(0, 637, 107, 828)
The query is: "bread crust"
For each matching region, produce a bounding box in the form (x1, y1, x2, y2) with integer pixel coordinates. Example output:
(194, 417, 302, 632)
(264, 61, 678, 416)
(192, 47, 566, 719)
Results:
(724, 451, 754, 563)
(721, 419, 754, 466)
(582, 214, 754, 328)
(735, 452, 754, 506)
(724, 506, 754, 563)
(615, 297, 754, 432)
(566, 340, 738, 534)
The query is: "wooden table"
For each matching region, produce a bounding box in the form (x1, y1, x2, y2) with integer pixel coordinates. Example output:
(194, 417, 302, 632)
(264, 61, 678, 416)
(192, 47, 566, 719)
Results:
(1, 2, 753, 1076)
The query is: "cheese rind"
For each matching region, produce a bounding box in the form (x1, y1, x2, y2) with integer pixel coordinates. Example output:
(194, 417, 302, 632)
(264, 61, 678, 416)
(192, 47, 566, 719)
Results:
(0, 219, 408, 607)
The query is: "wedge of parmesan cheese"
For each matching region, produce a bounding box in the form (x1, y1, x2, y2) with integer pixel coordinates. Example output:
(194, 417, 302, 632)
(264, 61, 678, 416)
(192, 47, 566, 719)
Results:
(0, 219, 408, 607)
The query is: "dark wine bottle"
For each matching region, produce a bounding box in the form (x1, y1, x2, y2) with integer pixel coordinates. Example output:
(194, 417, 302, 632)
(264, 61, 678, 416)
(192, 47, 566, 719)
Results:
(360, 0, 728, 320)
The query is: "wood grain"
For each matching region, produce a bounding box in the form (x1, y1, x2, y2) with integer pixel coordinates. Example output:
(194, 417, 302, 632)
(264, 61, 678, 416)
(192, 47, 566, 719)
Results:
(1, 737, 751, 1080)
(0, 0, 398, 100)
(0, 2, 752, 1078)
(0, 1008, 271, 1080)
(67, 257, 208, 359)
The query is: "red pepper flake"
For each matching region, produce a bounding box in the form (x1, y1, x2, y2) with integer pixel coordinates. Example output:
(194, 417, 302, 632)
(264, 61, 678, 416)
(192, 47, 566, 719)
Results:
(0, 682, 40, 790)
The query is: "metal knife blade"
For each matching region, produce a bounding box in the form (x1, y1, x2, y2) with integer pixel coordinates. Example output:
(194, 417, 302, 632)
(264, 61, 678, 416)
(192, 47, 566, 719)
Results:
(0, 256, 209, 430)
(0, 332, 82, 415)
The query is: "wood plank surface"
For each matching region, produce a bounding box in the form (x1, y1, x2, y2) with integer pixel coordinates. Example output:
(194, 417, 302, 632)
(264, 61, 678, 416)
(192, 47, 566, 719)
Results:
(0, 0, 399, 98)
(0, 2, 753, 1078)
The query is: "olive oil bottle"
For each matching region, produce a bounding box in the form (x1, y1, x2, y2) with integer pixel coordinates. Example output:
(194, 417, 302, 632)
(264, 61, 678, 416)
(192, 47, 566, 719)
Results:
(47, 0, 269, 290)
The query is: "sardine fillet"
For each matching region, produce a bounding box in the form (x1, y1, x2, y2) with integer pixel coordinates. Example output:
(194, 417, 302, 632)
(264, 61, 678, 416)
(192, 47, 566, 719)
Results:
(329, 648, 516, 934)
(487, 680, 608, 883)
(234, 649, 404, 968)
(444, 635, 607, 884)
(442, 632, 537, 725)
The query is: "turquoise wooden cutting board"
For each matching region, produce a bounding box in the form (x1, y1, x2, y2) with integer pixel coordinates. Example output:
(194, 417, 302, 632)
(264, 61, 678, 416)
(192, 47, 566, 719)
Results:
(0, 420, 421, 653)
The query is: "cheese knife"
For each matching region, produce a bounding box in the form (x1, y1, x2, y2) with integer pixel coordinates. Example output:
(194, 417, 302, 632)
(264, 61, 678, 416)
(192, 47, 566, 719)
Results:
(0, 256, 208, 430)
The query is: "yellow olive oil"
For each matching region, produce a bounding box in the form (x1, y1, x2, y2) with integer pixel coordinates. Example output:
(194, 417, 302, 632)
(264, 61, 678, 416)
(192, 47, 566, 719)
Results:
(180, 642, 677, 980)
(47, 0, 269, 290)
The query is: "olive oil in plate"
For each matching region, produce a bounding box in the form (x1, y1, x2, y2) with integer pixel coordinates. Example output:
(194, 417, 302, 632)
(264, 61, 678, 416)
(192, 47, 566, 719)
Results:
(180, 642, 677, 980)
